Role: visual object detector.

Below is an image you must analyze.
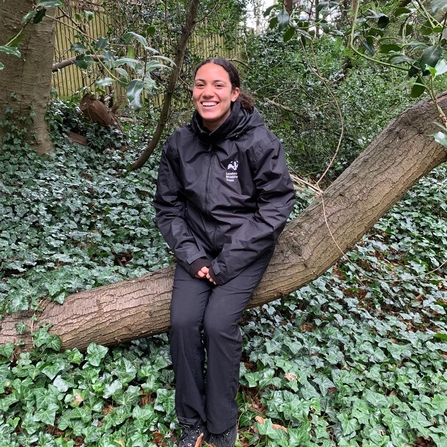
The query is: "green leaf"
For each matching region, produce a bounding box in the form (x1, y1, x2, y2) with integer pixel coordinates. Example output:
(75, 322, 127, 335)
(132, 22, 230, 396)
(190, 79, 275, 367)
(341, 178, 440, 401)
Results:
(395, 7, 412, 16)
(419, 45, 442, 69)
(71, 42, 87, 54)
(411, 80, 426, 98)
(37, 0, 63, 6)
(75, 54, 94, 69)
(96, 77, 114, 87)
(114, 57, 140, 69)
(264, 4, 278, 17)
(0, 342, 15, 360)
(284, 27, 295, 42)
(277, 10, 290, 31)
(94, 37, 109, 50)
(86, 343, 108, 367)
(127, 79, 144, 110)
(34, 402, 59, 425)
(389, 55, 412, 65)
(114, 67, 129, 79)
(33, 8, 47, 24)
(337, 412, 361, 436)
(379, 43, 401, 53)
(0, 45, 21, 58)
(433, 332, 447, 340)
(364, 390, 390, 408)
(32, 328, 62, 352)
(124, 32, 149, 48)
(22, 10, 37, 24)
(103, 379, 123, 399)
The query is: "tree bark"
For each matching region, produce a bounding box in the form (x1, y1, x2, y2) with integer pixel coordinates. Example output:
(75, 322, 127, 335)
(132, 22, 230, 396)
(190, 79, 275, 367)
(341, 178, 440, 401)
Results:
(1, 95, 447, 352)
(0, 1, 56, 154)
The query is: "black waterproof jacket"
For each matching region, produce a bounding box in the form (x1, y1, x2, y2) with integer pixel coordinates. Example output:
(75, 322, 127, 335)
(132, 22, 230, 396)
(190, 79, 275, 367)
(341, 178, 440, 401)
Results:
(153, 101, 295, 285)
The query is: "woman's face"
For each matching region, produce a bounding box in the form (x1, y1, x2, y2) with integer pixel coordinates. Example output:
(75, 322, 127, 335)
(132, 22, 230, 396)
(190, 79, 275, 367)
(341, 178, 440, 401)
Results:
(192, 63, 240, 132)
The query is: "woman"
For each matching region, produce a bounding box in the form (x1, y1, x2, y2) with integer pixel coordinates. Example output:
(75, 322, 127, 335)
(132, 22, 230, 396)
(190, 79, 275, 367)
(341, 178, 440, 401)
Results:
(153, 57, 295, 447)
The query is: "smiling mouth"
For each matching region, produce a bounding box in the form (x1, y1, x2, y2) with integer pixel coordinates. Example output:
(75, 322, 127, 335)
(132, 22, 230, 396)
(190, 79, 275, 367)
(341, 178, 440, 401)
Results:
(201, 102, 218, 107)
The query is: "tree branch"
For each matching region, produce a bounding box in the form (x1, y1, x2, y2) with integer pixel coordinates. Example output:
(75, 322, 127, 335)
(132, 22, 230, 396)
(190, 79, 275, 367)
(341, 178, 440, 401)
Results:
(130, 0, 200, 171)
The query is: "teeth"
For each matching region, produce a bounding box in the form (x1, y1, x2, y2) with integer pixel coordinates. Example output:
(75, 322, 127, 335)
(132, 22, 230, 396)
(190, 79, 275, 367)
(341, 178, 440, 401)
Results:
(202, 102, 217, 107)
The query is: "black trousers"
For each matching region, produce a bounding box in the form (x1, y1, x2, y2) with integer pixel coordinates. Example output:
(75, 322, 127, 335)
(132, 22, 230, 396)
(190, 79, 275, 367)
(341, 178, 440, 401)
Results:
(169, 248, 274, 434)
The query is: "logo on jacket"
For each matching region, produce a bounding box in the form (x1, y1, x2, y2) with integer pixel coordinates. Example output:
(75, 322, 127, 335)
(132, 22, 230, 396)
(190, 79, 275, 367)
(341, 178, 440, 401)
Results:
(226, 160, 239, 182)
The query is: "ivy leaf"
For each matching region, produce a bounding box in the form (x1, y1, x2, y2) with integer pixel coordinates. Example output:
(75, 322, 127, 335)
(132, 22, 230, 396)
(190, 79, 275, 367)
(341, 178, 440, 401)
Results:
(337, 412, 360, 436)
(34, 402, 59, 425)
(103, 379, 123, 399)
(364, 390, 390, 408)
(86, 343, 109, 367)
(32, 328, 62, 352)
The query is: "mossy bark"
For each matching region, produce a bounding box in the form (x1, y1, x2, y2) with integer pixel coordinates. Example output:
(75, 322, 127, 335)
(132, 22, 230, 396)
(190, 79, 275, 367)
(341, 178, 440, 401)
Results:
(0, 1, 55, 154)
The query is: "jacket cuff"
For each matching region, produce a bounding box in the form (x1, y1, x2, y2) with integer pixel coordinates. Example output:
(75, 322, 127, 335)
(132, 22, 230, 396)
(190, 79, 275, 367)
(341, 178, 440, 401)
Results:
(189, 258, 211, 277)
(208, 267, 224, 286)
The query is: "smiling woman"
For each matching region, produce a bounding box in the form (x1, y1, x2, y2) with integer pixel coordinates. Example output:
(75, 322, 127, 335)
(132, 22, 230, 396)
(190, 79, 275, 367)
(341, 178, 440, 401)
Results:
(153, 57, 295, 447)
(192, 63, 240, 131)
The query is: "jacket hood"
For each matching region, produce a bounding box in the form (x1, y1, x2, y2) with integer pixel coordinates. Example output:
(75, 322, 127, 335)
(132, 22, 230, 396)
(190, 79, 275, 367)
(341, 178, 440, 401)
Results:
(190, 101, 264, 144)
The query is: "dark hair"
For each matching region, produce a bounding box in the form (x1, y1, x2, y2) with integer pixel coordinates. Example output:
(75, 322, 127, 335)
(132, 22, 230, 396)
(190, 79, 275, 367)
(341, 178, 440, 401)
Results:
(194, 57, 255, 113)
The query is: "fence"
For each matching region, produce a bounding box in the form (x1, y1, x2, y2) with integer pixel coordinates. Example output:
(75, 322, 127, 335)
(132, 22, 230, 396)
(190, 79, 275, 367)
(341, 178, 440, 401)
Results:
(52, 3, 244, 102)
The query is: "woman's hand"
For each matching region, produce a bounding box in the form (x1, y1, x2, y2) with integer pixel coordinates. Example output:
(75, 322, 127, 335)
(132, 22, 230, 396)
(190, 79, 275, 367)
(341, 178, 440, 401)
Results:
(195, 266, 216, 285)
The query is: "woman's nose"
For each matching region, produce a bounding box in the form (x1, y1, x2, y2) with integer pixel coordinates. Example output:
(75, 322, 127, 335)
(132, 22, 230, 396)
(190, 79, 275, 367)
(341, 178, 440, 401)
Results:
(202, 86, 213, 97)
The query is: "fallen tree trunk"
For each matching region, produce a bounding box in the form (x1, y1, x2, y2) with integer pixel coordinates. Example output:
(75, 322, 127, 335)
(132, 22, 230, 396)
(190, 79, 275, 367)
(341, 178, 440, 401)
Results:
(1, 95, 447, 351)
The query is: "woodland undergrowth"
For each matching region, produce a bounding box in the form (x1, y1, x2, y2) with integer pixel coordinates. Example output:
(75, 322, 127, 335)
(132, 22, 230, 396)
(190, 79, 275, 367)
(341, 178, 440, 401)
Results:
(0, 115, 446, 446)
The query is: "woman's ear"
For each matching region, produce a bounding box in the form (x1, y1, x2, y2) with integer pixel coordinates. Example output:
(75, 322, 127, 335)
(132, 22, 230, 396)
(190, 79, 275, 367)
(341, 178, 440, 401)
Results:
(231, 87, 240, 102)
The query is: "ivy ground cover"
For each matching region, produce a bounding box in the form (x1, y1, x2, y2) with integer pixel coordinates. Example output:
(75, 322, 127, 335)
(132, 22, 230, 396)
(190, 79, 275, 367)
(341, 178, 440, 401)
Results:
(0, 141, 446, 446)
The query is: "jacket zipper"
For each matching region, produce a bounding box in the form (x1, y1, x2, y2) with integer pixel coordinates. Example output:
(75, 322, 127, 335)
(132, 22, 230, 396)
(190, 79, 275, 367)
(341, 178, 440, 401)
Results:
(204, 144, 213, 215)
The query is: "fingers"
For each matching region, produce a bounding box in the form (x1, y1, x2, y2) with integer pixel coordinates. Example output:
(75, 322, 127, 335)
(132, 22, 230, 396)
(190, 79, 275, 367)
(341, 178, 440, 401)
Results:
(194, 266, 217, 284)
(206, 272, 216, 285)
(195, 266, 209, 279)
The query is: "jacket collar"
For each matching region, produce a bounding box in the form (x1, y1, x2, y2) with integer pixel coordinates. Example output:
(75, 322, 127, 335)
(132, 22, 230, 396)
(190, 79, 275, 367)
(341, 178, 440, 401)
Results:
(190, 101, 253, 144)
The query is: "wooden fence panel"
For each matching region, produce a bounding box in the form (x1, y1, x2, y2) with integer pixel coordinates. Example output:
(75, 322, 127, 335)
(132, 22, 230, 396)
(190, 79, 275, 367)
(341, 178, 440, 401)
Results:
(53, 5, 243, 104)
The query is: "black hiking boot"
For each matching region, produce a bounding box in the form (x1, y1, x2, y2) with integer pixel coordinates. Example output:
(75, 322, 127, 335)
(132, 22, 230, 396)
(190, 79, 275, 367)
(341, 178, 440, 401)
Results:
(178, 420, 208, 447)
(206, 425, 237, 447)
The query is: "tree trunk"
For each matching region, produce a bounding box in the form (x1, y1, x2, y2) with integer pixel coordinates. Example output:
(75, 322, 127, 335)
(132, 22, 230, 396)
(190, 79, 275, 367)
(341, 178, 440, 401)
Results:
(0, 1, 55, 154)
(1, 95, 447, 352)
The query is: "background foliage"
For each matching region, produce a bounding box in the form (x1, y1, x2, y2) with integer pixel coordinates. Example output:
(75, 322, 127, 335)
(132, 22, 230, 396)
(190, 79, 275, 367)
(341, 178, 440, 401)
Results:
(1, 0, 447, 446)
